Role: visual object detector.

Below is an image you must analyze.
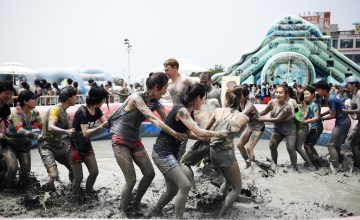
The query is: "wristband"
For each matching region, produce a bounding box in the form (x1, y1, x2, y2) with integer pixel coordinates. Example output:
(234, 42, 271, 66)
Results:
(216, 131, 220, 138)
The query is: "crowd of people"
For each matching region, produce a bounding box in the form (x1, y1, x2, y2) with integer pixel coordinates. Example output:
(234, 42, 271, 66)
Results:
(10, 77, 142, 107)
(0, 58, 359, 218)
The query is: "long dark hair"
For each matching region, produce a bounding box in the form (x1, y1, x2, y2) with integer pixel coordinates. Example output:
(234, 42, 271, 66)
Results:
(225, 86, 243, 110)
(146, 72, 168, 90)
(180, 83, 206, 108)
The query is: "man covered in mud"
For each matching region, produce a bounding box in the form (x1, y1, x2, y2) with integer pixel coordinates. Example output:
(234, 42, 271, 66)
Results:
(341, 76, 360, 169)
(199, 72, 222, 107)
(117, 78, 130, 103)
(163, 58, 193, 104)
(38, 86, 77, 191)
(0, 82, 14, 185)
(315, 81, 351, 169)
(163, 58, 193, 159)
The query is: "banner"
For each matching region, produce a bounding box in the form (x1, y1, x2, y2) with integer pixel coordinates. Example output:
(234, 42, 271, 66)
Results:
(221, 76, 240, 105)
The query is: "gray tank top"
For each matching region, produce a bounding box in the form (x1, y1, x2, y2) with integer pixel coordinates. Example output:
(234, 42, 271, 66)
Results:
(210, 109, 239, 150)
(109, 93, 162, 141)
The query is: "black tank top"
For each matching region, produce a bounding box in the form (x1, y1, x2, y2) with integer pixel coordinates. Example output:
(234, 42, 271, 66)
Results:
(153, 104, 191, 159)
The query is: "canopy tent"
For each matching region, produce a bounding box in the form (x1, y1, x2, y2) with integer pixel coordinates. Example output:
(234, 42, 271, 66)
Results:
(0, 62, 38, 85)
(152, 58, 208, 75)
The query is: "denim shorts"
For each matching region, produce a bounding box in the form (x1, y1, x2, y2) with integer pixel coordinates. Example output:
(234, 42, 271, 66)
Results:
(152, 152, 179, 174)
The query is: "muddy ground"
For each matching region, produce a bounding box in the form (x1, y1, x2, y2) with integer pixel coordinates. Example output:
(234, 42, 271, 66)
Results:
(0, 138, 359, 219)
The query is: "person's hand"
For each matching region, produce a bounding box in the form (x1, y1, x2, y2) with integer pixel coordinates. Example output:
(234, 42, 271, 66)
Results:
(174, 132, 186, 142)
(300, 120, 306, 125)
(342, 109, 348, 114)
(66, 128, 76, 137)
(215, 130, 228, 138)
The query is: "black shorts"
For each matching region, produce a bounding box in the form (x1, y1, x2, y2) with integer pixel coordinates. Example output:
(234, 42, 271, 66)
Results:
(304, 127, 323, 147)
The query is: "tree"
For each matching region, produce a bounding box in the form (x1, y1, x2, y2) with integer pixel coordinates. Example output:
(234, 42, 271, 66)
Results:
(190, 64, 225, 77)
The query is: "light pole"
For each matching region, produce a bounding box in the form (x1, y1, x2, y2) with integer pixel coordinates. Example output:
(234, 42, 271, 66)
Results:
(124, 38, 132, 83)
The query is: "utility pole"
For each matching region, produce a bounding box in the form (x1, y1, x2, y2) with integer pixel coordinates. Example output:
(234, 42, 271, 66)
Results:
(124, 39, 132, 83)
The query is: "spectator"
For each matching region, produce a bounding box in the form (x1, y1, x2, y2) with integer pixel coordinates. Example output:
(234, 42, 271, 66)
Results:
(44, 83, 56, 105)
(52, 82, 60, 95)
(117, 78, 129, 103)
(73, 81, 83, 104)
(104, 81, 115, 103)
(66, 78, 73, 87)
(18, 82, 30, 94)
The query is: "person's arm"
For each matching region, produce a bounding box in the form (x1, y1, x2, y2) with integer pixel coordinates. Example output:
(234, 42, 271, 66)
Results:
(156, 107, 167, 121)
(80, 114, 108, 138)
(320, 109, 330, 117)
(343, 91, 360, 115)
(34, 110, 43, 130)
(204, 112, 216, 130)
(259, 100, 273, 116)
(187, 130, 208, 141)
(47, 107, 74, 136)
(242, 101, 253, 115)
(257, 105, 292, 123)
(132, 95, 184, 141)
(177, 107, 226, 138)
(321, 99, 336, 121)
(11, 114, 38, 139)
(321, 110, 336, 121)
(302, 104, 320, 124)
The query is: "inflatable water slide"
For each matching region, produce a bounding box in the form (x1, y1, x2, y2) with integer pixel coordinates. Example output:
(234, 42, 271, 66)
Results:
(212, 16, 360, 86)
(212, 16, 360, 146)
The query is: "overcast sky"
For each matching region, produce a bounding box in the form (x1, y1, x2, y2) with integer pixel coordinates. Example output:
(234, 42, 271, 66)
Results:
(0, 0, 358, 82)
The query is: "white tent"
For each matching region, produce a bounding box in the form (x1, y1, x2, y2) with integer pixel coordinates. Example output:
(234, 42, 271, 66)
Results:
(0, 62, 38, 85)
(152, 58, 208, 75)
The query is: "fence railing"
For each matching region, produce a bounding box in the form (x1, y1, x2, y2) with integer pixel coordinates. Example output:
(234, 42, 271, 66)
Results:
(11, 94, 119, 106)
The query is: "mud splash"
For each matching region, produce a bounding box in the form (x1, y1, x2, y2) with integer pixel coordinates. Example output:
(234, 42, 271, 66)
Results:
(0, 138, 359, 219)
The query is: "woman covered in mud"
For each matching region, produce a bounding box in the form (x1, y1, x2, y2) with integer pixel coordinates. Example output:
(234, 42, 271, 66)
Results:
(236, 87, 265, 168)
(108, 72, 185, 216)
(69, 86, 109, 193)
(285, 84, 313, 168)
(257, 85, 298, 170)
(204, 86, 248, 217)
(342, 76, 360, 169)
(2, 90, 42, 190)
(150, 83, 227, 219)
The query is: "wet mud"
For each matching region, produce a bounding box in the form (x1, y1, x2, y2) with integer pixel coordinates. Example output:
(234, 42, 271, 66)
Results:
(0, 138, 359, 219)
